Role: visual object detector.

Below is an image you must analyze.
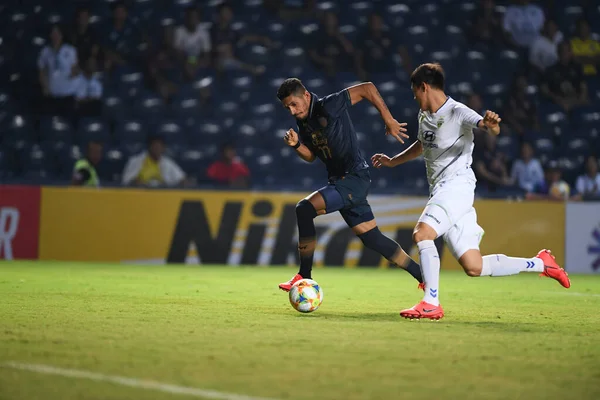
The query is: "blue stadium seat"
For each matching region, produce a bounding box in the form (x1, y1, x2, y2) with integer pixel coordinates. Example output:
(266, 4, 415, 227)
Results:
(78, 119, 110, 144)
(115, 119, 146, 146)
(156, 120, 185, 146)
(178, 149, 211, 182)
(97, 147, 126, 184)
(103, 93, 128, 124)
(39, 116, 73, 144)
(133, 93, 167, 122)
(3, 114, 35, 147)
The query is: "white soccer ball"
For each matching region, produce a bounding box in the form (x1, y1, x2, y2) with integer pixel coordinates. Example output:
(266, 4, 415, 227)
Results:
(289, 279, 324, 313)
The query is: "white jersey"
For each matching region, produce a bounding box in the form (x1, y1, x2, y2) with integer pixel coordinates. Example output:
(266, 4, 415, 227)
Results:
(417, 97, 483, 191)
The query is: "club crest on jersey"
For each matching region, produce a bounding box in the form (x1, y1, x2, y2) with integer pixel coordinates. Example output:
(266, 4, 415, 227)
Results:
(311, 131, 328, 146)
(436, 117, 444, 128)
(422, 130, 438, 149)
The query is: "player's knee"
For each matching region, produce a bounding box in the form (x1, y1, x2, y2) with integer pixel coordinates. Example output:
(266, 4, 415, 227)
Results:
(464, 267, 481, 277)
(413, 227, 435, 244)
(296, 199, 317, 221)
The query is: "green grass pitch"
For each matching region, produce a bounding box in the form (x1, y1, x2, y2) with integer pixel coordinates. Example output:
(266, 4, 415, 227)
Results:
(1, 261, 599, 400)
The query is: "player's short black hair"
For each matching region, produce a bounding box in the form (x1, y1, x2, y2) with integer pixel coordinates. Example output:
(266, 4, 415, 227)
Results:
(410, 63, 445, 91)
(276, 78, 307, 101)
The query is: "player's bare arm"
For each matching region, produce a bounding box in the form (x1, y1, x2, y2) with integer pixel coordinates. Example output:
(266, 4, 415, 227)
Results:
(346, 82, 409, 144)
(478, 110, 501, 135)
(371, 141, 423, 168)
(284, 128, 315, 162)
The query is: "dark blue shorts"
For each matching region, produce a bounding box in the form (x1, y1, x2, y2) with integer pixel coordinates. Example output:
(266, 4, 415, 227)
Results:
(318, 168, 374, 228)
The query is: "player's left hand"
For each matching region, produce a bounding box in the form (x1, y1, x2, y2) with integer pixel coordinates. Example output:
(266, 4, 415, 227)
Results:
(385, 119, 409, 143)
(482, 110, 501, 134)
(371, 153, 395, 168)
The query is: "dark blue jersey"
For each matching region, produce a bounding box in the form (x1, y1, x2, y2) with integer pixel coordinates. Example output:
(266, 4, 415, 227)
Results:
(296, 90, 368, 180)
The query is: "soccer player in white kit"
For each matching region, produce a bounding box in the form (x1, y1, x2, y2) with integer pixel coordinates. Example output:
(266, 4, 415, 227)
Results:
(371, 63, 570, 320)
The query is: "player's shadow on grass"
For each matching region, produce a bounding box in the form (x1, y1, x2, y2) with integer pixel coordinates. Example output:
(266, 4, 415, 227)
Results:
(314, 312, 402, 322)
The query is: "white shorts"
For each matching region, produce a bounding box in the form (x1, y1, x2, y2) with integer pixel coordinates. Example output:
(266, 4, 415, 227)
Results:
(418, 177, 485, 259)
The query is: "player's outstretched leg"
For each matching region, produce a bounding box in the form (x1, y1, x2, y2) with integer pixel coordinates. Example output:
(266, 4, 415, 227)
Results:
(399, 222, 444, 320)
(464, 249, 570, 288)
(356, 225, 423, 285)
(279, 198, 318, 292)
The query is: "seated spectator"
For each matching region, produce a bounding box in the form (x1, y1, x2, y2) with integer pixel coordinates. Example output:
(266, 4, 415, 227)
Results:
(355, 12, 412, 80)
(510, 142, 545, 192)
(526, 161, 571, 201)
(122, 135, 187, 188)
(102, 1, 144, 71)
(474, 132, 512, 192)
(207, 143, 250, 188)
(529, 19, 563, 73)
(146, 25, 180, 102)
(211, 3, 271, 76)
(174, 6, 211, 80)
(72, 140, 103, 187)
(541, 42, 589, 112)
(502, 0, 545, 49)
(308, 11, 353, 77)
(573, 155, 600, 200)
(74, 57, 103, 117)
(38, 24, 79, 116)
(469, 0, 503, 48)
(570, 19, 600, 77)
(503, 75, 540, 135)
(70, 6, 100, 65)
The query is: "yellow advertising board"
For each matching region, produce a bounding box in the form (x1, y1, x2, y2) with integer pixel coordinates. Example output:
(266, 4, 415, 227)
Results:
(39, 187, 565, 269)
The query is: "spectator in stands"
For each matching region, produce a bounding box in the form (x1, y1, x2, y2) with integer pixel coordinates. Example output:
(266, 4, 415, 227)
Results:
(541, 42, 589, 112)
(174, 6, 211, 80)
(573, 155, 600, 200)
(502, 0, 545, 49)
(510, 142, 545, 192)
(466, 92, 486, 116)
(503, 75, 540, 135)
(70, 6, 99, 66)
(211, 3, 270, 76)
(74, 57, 103, 117)
(570, 19, 600, 77)
(207, 143, 250, 189)
(122, 135, 187, 188)
(529, 19, 563, 74)
(474, 132, 512, 192)
(72, 140, 103, 187)
(469, 0, 503, 49)
(309, 11, 353, 77)
(103, 1, 144, 71)
(526, 161, 571, 201)
(38, 24, 79, 116)
(355, 12, 413, 81)
(146, 25, 180, 102)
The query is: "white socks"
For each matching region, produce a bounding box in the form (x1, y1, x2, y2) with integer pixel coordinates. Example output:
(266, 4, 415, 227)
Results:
(418, 240, 440, 306)
(480, 254, 544, 276)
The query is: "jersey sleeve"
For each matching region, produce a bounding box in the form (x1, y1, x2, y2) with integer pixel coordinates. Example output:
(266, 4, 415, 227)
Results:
(321, 89, 351, 118)
(455, 105, 483, 130)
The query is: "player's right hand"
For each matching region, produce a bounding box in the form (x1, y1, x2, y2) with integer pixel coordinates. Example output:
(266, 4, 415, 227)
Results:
(385, 119, 409, 143)
(371, 153, 395, 168)
(283, 129, 299, 147)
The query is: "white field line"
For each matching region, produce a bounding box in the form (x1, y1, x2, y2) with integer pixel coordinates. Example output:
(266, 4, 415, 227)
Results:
(2, 362, 279, 400)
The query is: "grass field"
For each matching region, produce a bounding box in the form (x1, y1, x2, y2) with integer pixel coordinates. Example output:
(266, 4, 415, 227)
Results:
(1, 261, 599, 400)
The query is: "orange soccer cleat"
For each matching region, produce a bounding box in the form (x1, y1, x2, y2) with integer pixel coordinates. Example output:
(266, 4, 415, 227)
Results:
(536, 249, 571, 288)
(278, 273, 304, 292)
(400, 301, 444, 320)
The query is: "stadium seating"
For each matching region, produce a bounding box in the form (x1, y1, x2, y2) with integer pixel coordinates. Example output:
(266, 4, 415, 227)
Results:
(0, 0, 598, 196)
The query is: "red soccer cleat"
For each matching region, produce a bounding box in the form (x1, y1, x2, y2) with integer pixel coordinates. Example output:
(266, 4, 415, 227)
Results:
(418, 282, 426, 292)
(400, 301, 444, 320)
(536, 249, 571, 288)
(278, 273, 304, 292)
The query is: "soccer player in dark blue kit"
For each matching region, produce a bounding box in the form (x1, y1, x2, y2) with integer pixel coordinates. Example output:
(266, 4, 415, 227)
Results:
(276, 78, 424, 291)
